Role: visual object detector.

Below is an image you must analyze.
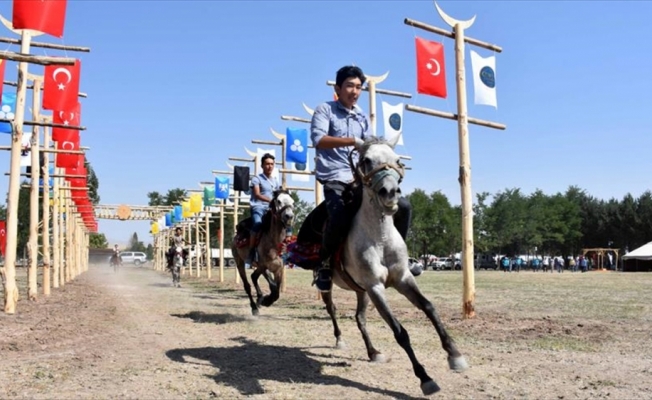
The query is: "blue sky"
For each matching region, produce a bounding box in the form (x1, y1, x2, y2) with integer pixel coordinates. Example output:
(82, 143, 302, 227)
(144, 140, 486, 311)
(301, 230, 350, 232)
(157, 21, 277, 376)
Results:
(1, 1, 651, 246)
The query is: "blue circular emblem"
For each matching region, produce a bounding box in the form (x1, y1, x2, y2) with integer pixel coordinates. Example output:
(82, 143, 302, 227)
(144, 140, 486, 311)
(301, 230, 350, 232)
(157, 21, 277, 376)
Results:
(389, 113, 401, 131)
(295, 163, 306, 171)
(480, 66, 495, 88)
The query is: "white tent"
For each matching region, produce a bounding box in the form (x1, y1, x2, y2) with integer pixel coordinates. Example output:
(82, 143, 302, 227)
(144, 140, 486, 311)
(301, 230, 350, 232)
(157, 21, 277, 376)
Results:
(622, 241, 652, 261)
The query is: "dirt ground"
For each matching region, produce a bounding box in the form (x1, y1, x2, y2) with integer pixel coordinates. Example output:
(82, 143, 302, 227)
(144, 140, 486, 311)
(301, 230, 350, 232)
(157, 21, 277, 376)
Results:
(1, 264, 651, 399)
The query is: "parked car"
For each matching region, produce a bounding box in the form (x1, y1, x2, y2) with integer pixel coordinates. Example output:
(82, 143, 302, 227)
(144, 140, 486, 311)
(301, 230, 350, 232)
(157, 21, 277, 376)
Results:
(109, 251, 148, 266)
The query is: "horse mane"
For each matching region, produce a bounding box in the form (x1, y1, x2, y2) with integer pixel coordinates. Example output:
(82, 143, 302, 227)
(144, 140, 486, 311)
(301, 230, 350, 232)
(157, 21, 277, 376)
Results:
(358, 136, 390, 159)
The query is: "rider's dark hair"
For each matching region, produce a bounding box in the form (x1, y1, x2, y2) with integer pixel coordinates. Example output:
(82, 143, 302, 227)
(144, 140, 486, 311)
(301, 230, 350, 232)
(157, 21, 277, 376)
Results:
(175, 227, 181, 232)
(336, 65, 366, 88)
(261, 153, 275, 166)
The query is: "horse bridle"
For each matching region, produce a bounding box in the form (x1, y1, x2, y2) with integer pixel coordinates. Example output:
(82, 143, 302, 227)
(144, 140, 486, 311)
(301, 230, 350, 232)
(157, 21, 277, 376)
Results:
(349, 148, 406, 191)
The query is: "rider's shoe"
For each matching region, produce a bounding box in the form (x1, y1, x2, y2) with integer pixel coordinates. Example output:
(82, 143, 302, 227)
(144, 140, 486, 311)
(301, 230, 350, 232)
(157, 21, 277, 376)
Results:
(313, 258, 333, 293)
(244, 247, 256, 269)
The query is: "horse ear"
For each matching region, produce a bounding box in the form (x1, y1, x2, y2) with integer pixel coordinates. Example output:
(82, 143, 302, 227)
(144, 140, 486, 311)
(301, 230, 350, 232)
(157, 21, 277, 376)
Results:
(386, 132, 402, 149)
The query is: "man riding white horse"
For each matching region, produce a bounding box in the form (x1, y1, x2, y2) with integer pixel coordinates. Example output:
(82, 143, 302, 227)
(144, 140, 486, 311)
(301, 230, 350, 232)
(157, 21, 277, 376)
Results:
(167, 227, 188, 268)
(110, 244, 122, 267)
(310, 65, 413, 292)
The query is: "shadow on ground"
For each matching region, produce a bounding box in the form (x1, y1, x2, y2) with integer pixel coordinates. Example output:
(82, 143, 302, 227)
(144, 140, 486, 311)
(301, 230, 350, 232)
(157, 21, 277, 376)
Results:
(166, 336, 423, 399)
(171, 311, 249, 325)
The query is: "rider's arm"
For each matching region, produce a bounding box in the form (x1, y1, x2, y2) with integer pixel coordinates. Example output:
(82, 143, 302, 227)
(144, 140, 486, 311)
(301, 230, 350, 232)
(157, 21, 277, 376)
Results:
(311, 104, 362, 150)
(252, 184, 272, 203)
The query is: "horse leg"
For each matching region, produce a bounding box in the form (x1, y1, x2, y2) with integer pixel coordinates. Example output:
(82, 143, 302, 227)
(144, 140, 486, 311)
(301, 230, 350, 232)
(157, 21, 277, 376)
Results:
(258, 269, 280, 308)
(394, 275, 468, 372)
(354, 291, 384, 362)
(236, 259, 259, 316)
(320, 289, 345, 349)
(250, 266, 265, 303)
(367, 284, 440, 396)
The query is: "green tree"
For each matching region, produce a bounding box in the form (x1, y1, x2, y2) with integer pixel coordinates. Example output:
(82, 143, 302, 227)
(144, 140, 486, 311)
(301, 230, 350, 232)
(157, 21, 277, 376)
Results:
(89, 233, 109, 248)
(128, 232, 146, 252)
(85, 159, 100, 204)
(289, 191, 313, 235)
(147, 191, 165, 206)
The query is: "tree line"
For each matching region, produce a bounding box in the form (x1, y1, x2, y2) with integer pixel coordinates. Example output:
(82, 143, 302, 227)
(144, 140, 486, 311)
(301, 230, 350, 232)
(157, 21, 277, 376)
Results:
(407, 185, 652, 259)
(146, 185, 652, 262)
(0, 159, 108, 256)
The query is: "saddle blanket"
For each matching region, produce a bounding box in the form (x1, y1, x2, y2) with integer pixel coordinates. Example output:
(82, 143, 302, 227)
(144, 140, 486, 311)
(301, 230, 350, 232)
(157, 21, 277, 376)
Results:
(286, 241, 322, 270)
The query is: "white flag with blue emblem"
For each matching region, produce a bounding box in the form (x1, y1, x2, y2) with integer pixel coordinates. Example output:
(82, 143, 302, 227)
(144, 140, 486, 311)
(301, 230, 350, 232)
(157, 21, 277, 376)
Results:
(290, 158, 310, 182)
(285, 127, 308, 164)
(382, 101, 404, 146)
(470, 50, 497, 108)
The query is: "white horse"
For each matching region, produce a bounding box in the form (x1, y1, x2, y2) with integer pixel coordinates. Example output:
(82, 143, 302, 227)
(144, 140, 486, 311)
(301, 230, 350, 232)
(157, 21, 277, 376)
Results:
(172, 246, 183, 287)
(311, 136, 468, 396)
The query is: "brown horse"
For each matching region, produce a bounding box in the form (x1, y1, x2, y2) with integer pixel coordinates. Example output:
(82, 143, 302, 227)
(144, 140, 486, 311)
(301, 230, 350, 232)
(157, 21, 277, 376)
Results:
(231, 190, 295, 315)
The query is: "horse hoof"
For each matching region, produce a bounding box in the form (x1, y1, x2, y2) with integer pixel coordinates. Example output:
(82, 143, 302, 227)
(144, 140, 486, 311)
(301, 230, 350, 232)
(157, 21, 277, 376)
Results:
(252, 308, 259, 316)
(448, 356, 469, 371)
(370, 352, 387, 363)
(335, 339, 347, 350)
(421, 380, 441, 396)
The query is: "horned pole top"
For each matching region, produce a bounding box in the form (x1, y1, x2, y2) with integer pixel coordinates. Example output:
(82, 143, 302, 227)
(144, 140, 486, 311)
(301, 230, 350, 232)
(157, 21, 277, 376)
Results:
(434, 1, 476, 30)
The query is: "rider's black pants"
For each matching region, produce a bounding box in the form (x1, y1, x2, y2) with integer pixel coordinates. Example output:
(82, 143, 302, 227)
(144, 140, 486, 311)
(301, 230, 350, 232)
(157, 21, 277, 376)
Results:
(319, 181, 413, 263)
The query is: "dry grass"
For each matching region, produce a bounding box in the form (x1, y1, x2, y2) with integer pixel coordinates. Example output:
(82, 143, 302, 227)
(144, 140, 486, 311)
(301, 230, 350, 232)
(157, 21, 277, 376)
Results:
(2, 265, 651, 399)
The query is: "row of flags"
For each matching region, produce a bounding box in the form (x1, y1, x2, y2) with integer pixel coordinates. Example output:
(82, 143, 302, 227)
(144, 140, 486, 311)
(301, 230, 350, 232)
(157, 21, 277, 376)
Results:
(0, 0, 98, 232)
(415, 36, 498, 108)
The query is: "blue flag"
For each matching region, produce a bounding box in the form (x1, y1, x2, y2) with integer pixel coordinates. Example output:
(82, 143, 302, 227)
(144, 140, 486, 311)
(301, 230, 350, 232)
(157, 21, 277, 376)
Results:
(165, 213, 172, 227)
(0, 93, 17, 134)
(215, 176, 230, 199)
(286, 127, 308, 164)
(174, 205, 183, 221)
(39, 167, 55, 193)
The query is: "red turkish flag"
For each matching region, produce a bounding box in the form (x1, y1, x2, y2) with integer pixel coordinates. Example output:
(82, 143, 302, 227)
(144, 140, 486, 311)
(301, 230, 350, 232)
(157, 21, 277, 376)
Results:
(415, 37, 447, 98)
(43, 59, 81, 111)
(55, 129, 80, 169)
(0, 60, 5, 99)
(12, 0, 67, 37)
(52, 102, 81, 142)
(0, 220, 6, 256)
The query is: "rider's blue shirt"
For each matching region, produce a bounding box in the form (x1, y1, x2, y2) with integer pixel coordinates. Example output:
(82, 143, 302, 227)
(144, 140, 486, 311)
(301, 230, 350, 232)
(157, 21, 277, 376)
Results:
(310, 101, 369, 184)
(250, 173, 279, 208)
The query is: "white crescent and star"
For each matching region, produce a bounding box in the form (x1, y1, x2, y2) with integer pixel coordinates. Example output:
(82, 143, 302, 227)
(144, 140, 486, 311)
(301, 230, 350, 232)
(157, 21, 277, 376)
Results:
(61, 141, 75, 150)
(426, 58, 441, 76)
(52, 67, 72, 91)
(58, 111, 75, 125)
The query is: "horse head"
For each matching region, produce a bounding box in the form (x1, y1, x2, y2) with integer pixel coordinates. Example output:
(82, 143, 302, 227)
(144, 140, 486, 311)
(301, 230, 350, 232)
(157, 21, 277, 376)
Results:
(270, 189, 295, 228)
(353, 136, 405, 216)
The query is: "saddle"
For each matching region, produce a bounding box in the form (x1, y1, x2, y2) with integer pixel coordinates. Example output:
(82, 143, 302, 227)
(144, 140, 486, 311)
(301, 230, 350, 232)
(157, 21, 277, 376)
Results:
(287, 182, 362, 270)
(234, 214, 284, 254)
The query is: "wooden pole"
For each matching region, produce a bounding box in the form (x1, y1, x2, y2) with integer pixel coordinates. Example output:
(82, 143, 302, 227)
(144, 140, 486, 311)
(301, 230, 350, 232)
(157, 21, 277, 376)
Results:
(205, 207, 211, 279)
(194, 215, 200, 277)
(27, 77, 41, 301)
(52, 163, 60, 288)
(452, 22, 476, 319)
(219, 199, 224, 282)
(3, 30, 32, 314)
(403, 2, 505, 319)
(42, 122, 51, 296)
(59, 179, 65, 286)
(233, 192, 240, 284)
